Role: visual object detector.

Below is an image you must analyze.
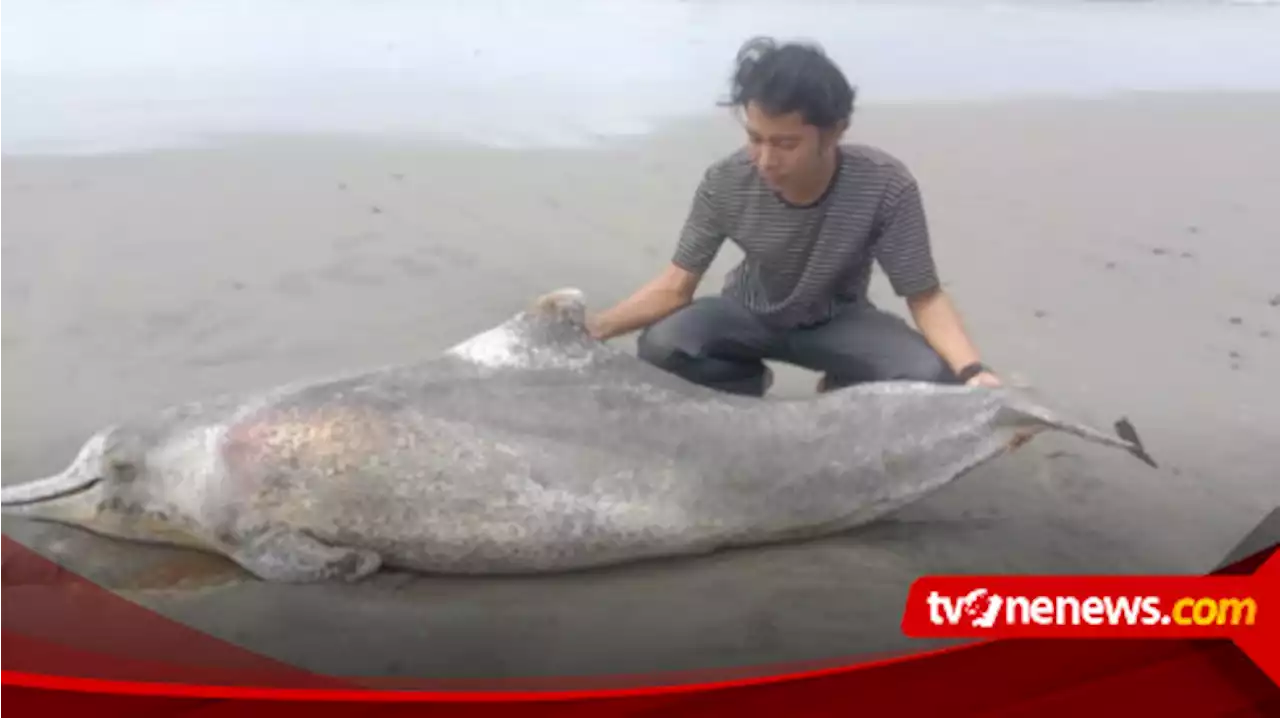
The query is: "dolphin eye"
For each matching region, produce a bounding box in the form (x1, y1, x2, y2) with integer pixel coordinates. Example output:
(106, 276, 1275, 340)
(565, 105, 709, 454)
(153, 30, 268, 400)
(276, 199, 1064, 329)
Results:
(108, 458, 138, 482)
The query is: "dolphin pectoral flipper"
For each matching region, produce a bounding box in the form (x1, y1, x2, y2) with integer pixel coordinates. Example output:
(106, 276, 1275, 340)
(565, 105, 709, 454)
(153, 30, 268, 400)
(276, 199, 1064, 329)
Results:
(229, 526, 382, 583)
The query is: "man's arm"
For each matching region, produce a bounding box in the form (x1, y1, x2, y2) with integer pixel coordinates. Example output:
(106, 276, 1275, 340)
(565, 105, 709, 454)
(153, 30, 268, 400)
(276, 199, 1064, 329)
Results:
(873, 177, 1001, 386)
(587, 166, 727, 341)
(906, 286, 997, 386)
(587, 263, 702, 341)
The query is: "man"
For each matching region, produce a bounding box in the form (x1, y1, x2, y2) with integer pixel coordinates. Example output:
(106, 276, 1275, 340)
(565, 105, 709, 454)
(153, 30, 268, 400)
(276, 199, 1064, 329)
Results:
(585, 36, 1001, 396)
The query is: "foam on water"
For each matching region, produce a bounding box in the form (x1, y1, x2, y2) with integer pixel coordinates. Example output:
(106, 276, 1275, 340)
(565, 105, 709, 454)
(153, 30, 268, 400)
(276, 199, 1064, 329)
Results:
(3, 0, 1280, 155)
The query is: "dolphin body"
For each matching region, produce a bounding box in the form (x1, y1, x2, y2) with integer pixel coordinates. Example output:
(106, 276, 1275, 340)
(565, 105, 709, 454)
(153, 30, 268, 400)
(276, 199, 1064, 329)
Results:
(1, 288, 1156, 583)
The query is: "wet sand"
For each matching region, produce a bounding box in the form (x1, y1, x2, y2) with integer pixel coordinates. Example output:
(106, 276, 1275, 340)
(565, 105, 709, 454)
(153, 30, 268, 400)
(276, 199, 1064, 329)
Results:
(3, 91, 1280, 680)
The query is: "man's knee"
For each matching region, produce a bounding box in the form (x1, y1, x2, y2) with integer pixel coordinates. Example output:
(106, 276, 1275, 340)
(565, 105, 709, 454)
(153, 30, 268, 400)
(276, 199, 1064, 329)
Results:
(636, 298, 739, 368)
(822, 338, 955, 386)
(636, 320, 684, 368)
(823, 350, 952, 390)
(899, 349, 957, 384)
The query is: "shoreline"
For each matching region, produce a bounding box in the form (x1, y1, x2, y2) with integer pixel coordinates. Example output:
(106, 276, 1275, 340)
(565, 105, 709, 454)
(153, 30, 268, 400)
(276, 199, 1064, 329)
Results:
(6, 87, 1280, 160)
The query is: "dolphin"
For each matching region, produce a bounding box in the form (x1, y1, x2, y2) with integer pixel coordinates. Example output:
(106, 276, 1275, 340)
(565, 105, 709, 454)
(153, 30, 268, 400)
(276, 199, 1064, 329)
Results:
(0, 288, 1156, 583)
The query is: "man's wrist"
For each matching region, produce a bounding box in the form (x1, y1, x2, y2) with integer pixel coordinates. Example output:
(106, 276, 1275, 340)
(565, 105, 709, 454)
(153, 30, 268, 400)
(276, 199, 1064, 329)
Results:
(587, 313, 619, 341)
(586, 314, 608, 340)
(956, 361, 992, 384)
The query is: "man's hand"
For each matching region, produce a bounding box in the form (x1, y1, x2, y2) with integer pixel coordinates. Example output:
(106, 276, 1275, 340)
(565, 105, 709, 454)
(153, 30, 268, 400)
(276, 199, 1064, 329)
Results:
(965, 370, 1002, 388)
(585, 313, 607, 341)
(584, 263, 701, 343)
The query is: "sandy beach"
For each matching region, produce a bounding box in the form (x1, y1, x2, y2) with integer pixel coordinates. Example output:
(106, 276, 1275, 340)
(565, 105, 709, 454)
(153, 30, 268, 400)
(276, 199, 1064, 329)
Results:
(4, 88, 1279, 679)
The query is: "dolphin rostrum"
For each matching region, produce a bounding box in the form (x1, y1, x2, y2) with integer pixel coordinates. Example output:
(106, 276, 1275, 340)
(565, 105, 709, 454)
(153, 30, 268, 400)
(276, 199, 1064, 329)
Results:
(1, 288, 1156, 582)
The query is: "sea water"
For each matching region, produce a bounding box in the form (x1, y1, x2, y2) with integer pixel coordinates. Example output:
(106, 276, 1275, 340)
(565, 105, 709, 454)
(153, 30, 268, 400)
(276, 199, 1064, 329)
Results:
(3, 0, 1279, 155)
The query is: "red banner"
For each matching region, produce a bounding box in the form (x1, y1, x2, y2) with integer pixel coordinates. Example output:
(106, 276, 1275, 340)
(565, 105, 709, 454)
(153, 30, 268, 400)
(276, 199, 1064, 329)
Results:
(4, 533, 1278, 714)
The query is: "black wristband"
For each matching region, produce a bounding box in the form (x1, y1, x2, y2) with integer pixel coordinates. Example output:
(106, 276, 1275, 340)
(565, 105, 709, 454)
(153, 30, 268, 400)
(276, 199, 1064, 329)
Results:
(956, 362, 990, 383)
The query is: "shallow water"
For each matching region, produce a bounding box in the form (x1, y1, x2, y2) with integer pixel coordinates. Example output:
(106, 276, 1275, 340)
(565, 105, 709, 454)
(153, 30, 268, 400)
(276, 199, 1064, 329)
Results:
(4, 0, 1280, 154)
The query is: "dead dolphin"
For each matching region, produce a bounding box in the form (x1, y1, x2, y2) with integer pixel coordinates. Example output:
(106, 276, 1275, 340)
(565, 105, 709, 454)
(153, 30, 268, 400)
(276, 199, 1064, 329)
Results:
(1, 288, 1156, 582)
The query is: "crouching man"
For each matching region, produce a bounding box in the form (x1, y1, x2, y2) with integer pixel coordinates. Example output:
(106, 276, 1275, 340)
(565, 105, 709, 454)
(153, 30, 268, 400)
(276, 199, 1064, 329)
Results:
(586, 37, 1000, 395)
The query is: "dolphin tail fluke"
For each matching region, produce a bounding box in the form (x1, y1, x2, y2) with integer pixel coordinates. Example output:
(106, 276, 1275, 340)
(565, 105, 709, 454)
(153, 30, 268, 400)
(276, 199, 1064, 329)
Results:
(1113, 416, 1158, 469)
(996, 392, 1158, 469)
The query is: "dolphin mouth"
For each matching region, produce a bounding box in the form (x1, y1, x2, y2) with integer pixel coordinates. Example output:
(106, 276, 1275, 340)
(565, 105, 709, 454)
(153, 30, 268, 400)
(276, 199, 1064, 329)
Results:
(1, 474, 104, 508)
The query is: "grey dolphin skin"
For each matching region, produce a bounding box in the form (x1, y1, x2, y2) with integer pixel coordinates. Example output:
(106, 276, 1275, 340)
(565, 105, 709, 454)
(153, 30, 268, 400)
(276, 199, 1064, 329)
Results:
(1, 288, 1156, 583)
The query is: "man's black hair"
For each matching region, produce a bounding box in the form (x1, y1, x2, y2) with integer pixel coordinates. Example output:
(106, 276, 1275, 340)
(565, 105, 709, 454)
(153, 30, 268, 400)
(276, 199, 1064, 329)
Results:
(721, 36, 856, 129)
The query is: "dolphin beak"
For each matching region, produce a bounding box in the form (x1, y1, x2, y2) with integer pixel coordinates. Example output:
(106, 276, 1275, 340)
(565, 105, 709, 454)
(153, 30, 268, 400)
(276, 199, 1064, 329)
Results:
(0, 470, 102, 509)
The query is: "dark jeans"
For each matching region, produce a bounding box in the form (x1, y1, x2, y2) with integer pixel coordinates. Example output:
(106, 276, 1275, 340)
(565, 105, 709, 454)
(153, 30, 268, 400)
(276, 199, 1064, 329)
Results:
(636, 296, 959, 396)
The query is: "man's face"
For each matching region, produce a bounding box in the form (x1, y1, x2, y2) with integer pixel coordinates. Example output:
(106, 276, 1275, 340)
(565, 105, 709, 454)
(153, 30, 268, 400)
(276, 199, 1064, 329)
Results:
(741, 101, 836, 192)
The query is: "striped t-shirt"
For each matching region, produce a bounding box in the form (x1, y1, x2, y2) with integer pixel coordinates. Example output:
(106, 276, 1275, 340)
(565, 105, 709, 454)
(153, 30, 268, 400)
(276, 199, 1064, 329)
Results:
(671, 143, 941, 329)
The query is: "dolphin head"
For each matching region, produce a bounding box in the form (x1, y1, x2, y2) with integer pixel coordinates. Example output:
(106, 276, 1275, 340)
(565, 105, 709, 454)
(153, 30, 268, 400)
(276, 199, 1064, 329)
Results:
(3, 427, 124, 521)
(1, 424, 207, 547)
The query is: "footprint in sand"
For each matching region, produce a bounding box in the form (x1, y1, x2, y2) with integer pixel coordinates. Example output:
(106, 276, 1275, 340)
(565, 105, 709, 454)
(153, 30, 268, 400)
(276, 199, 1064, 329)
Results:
(3, 278, 32, 306)
(320, 257, 385, 287)
(184, 343, 266, 369)
(332, 232, 382, 252)
(275, 272, 314, 297)
(419, 242, 479, 269)
(144, 301, 236, 345)
(391, 255, 439, 279)
(145, 306, 200, 334)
